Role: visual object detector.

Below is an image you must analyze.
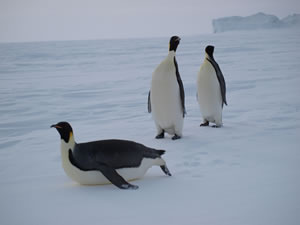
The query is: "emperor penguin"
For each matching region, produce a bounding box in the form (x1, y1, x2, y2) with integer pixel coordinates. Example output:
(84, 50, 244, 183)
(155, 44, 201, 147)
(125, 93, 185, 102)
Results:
(197, 45, 227, 127)
(51, 121, 171, 190)
(148, 36, 186, 140)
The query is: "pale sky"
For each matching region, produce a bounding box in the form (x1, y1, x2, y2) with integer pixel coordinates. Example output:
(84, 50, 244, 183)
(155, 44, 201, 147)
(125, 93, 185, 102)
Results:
(0, 0, 299, 42)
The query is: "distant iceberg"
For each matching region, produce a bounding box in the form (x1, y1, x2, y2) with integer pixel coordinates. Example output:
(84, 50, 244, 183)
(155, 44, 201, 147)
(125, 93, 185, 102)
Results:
(213, 12, 300, 33)
(281, 13, 300, 26)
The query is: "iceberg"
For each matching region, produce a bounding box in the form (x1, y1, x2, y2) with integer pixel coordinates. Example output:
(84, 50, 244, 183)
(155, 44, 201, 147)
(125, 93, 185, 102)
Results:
(213, 12, 300, 33)
(281, 13, 300, 27)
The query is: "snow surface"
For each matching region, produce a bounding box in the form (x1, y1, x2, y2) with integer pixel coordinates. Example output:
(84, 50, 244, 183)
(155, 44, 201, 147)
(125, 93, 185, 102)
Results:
(213, 12, 300, 33)
(0, 28, 300, 225)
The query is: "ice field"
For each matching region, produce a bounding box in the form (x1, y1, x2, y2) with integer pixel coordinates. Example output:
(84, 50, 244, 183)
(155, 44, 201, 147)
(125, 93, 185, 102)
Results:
(0, 28, 300, 225)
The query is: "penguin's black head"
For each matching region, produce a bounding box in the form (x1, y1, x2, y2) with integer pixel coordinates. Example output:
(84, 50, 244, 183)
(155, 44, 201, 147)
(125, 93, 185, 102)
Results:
(205, 45, 215, 59)
(169, 36, 181, 52)
(51, 121, 73, 143)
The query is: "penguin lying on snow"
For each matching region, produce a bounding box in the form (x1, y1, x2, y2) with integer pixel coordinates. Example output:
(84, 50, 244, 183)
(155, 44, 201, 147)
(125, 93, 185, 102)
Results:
(197, 45, 227, 127)
(51, 121, 171, 190)
(148, 36, 186, 140)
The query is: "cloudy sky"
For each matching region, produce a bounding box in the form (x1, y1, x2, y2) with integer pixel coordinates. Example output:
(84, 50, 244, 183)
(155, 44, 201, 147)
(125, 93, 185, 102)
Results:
(0, 0, 299, 42)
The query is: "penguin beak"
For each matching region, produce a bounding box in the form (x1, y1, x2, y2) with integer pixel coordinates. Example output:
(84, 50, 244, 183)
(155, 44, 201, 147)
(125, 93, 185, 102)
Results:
(51, 124, 61, 129)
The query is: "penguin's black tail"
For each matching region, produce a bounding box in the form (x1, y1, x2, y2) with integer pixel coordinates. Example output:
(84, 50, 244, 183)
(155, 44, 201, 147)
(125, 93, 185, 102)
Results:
(143, 148, 165, 159)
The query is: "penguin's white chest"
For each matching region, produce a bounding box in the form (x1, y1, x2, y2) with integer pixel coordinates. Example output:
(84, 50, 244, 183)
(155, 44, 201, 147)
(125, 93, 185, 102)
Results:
(60, 145, 158, 185)
(197, 60, 223, 124)
(150, 54, 183, 134)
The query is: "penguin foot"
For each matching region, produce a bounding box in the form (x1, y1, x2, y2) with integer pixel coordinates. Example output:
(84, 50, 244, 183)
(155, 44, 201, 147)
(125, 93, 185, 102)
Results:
(120, 183, 139, 190)
(172, 134, 181, 140)
(155, 132, 165, 139)
(160, 165, 172, 176)
(200, 121, 209, 127)
(212, 125, 221, 128)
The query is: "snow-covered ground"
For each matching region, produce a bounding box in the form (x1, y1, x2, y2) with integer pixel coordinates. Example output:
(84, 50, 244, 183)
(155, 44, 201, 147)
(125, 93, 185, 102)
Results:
(0, 28, 300, 225)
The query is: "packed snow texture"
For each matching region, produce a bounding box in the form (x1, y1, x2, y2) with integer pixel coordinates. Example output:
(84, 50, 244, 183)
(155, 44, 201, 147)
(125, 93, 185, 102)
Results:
(0, 28, 300, 225)
(213, 12, 300, 33)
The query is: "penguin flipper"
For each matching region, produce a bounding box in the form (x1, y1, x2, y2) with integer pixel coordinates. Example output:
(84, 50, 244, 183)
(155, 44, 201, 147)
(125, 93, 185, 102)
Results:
(216, 67, 227, 107)
(148, 91, 151, 113)
(207, 58, 227, 106)
(97, 163, 139, 190)
(174, 57, 186, 117)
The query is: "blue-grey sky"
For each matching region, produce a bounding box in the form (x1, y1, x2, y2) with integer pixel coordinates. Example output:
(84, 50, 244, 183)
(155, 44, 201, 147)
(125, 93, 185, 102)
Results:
(0, 0, 299, 42)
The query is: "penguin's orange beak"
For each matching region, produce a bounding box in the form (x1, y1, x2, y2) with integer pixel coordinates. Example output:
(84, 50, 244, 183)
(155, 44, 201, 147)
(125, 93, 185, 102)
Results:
(51, 124, 62, 129)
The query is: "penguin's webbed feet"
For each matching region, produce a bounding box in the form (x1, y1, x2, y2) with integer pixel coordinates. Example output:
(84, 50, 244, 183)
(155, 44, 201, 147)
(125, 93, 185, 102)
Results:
(200, 121, 209, 127)
(160, 165, 172, 176)
(172, 134, 181, 140)
(212, 125, 222, 128)
(155, 132, 165, 139)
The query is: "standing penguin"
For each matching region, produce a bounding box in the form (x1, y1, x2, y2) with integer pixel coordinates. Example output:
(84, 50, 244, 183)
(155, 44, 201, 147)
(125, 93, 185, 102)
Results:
(51, 121, 171, 190)
(197, 45, 227, 127)
(148, 36, 186, 140)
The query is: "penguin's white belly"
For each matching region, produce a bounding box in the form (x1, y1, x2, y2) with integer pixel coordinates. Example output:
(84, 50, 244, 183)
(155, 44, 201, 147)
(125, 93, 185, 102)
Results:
(197, 62, 223, 124)
(61, 150, 159, 185)
(151, 69, 183, 134)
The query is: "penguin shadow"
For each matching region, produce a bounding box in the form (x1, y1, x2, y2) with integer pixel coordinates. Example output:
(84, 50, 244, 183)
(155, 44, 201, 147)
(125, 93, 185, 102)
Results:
(62, 180, 130, 191)
(197, 123, 237, 131)
(62, 175, 170, 191)
(154, 135, 182, 141)
(198, 123, 231, 129)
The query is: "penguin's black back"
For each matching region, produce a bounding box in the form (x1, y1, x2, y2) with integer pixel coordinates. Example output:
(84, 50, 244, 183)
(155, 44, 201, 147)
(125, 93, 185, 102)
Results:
(72, 139, 165, 170)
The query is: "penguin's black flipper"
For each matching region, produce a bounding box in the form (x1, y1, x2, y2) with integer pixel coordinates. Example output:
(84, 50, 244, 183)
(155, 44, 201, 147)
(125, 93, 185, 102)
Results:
(148, 91, 151, 113)
(207, 58, 227, 107)
(215, 64, 227, 107)
(174, 57, 186, 117)
(96, 163, 138, 190)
